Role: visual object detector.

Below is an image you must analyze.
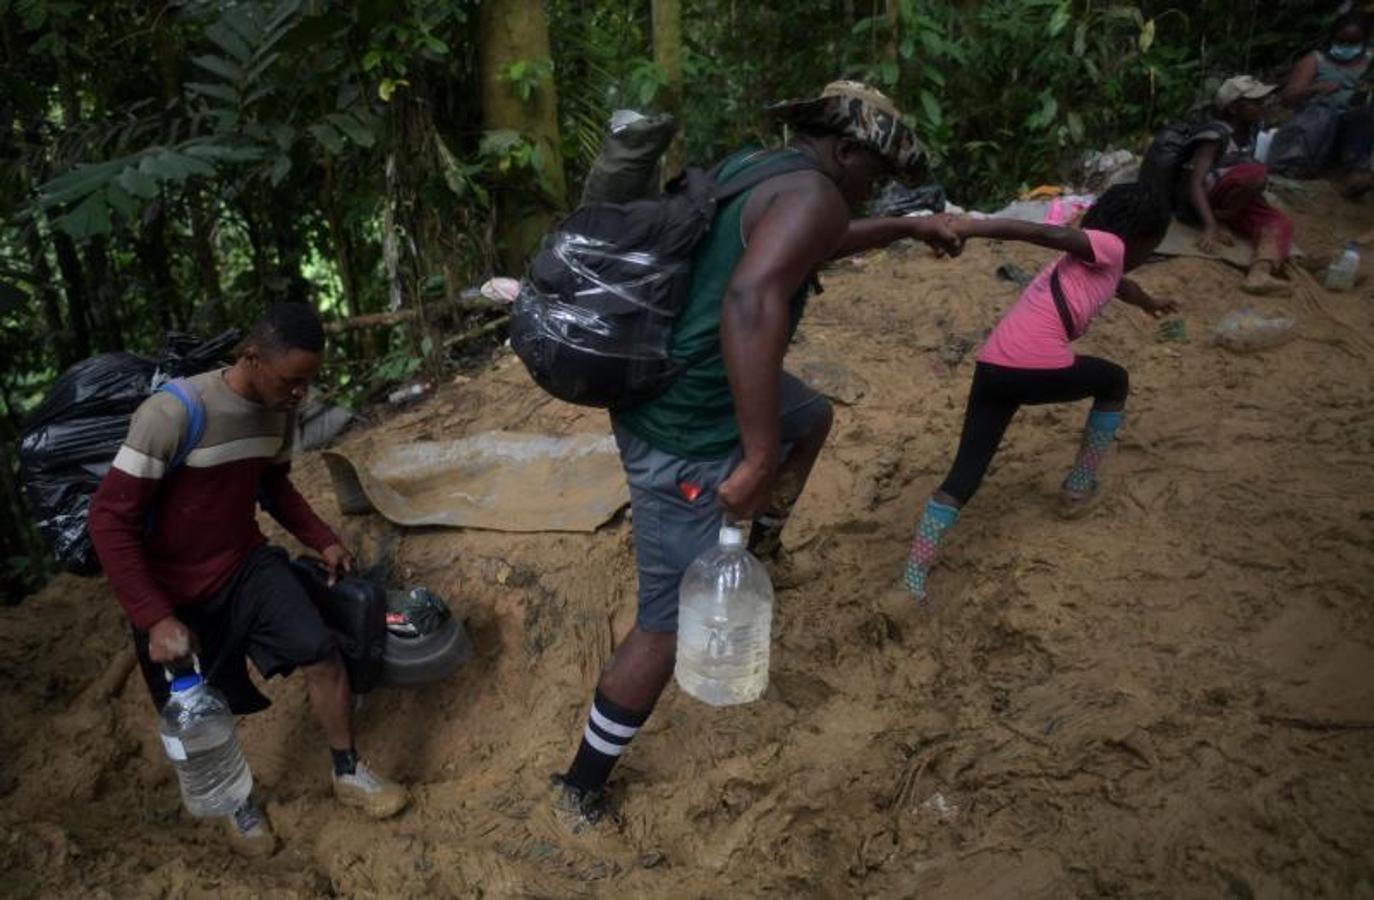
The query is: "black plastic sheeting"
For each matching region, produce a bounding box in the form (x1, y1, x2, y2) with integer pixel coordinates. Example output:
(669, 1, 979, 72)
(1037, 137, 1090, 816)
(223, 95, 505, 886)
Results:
(18, 330, 241, 574)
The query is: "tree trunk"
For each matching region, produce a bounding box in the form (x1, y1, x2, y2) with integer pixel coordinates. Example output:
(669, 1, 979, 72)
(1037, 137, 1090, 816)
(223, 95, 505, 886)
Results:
(135, 207, 182, 332)
(189, 189, 226, 332)
(22, 225, 75, 369)
(51, 230, 93, 359)
(84, 236, 123, 351)
(478, 0, 567, 273)
(885, 0, 901, 93)
(652, 0, 685, 176)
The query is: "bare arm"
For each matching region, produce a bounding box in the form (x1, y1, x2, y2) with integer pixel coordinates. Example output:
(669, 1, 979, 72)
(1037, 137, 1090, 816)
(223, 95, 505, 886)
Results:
(717, 179, 849, 517)
(1280, 52, 1331, 107)
(1116, 277, 1179, 318)
(833, 214, 963, 258)
(1188, 140, 1221, 232)
(954, 217, 1095, 262)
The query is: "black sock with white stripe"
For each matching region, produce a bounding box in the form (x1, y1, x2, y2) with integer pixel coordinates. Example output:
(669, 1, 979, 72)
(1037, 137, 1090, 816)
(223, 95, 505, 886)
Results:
(563, 690, 650, 793)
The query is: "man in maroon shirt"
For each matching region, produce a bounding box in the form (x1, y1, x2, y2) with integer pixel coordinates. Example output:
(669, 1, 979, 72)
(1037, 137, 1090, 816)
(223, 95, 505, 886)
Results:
(89, 303, 406, 856)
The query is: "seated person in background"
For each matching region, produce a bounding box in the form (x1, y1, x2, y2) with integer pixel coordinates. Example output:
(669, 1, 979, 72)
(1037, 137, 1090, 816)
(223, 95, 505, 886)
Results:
(1183, 76, 1295, 298)
(1271, 14, 1374, 182)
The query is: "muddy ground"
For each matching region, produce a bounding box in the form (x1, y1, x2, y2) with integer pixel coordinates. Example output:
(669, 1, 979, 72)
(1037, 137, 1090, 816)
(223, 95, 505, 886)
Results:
(3, 181, 1373, 899)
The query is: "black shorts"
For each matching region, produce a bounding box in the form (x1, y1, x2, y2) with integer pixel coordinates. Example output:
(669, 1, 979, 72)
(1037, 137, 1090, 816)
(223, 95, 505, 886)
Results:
(134, 545, 337, 714)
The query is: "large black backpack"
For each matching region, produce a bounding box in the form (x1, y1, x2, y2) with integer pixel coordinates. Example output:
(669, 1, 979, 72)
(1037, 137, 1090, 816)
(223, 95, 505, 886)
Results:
(510, 150, 820, 410)
(1138, 117, 1232, 201)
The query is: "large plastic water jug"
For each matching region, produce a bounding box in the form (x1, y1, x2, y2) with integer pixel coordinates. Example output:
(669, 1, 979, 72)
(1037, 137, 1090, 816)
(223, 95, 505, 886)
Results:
(674, 524, 775, 706)
(158, 670, 253, 817)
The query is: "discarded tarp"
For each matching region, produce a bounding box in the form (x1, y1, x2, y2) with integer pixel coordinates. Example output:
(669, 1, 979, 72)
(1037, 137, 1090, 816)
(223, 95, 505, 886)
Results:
(323, 431, 629, 533)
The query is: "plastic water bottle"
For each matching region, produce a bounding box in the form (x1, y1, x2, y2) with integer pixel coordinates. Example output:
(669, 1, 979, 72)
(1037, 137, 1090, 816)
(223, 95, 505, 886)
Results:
(1325, 241, 1360, 292)
(158, 671, 253, 817)
(675, 524, 775, 706)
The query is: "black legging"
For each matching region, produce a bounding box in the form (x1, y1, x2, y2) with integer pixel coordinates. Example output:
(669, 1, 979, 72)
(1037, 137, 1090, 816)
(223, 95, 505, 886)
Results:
(937, 358, 1129, 505)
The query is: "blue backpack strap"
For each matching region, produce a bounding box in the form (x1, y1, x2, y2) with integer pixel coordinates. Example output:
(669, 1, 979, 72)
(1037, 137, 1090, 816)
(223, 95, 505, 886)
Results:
(144, 378, 205, 538)
(159, 378, 206, 472)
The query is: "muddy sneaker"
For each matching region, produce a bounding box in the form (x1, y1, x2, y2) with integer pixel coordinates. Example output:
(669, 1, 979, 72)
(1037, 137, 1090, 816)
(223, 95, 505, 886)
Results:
(1241, 267, 1293, 298)
(333, 761, 409, 819)
(551, 774, 619, 834)
(223, 797, 277, 858)
(1057, 480, 1102, 520)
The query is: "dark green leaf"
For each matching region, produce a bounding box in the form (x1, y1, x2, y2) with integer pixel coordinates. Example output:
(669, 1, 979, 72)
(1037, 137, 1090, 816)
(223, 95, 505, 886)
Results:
(105, 183, 136, 219)
(192, 54, 243, 82)
(309, 122, 346, 154)
(57, 192, 111, 239)
(186, 81, 240, 104)
(38, 161, 122, 206)
(920, 90, 942, 127)
(116, 167, 159, 199)
(184, 144, 265, 162)
(326, 113, 375, 148)
(269, 155, 292, 186)
(206, 22, 253, 62)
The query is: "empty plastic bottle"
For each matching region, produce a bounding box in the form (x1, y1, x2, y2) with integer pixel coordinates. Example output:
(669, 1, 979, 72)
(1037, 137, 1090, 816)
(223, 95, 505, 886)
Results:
(158, 670, 253, 817)
(675, 524, 775, 706)
(1325, 241, 1360, 292)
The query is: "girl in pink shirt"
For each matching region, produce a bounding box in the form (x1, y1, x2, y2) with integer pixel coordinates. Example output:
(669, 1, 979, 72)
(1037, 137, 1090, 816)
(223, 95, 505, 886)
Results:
(905, 183, 1178, 603)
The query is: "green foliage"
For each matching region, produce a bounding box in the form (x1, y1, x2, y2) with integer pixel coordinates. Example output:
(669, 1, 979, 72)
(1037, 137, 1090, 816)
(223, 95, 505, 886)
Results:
(501, 58, 556, 102)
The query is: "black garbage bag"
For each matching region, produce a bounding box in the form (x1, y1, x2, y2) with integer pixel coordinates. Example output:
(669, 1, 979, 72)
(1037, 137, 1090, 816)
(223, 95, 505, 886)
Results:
(18, 330, 241, 574)
(867, 181, 947, 217)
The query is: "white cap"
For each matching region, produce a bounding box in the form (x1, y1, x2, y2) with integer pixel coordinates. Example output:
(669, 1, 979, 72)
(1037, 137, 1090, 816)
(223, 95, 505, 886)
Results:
(719, 525, 745, 547)
(1215, 75, 1276, 109)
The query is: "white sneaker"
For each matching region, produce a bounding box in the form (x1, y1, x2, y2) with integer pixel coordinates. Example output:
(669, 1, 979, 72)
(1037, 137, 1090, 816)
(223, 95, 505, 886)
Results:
(332, 760, 409, 819)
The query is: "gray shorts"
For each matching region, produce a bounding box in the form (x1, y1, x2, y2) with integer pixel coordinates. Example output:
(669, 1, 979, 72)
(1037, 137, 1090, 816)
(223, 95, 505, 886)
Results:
(611, 372, 831, 633)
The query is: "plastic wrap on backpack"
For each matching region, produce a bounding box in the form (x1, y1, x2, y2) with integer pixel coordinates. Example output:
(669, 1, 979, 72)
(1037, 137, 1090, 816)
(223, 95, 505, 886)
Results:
(518, 232, 687, 360)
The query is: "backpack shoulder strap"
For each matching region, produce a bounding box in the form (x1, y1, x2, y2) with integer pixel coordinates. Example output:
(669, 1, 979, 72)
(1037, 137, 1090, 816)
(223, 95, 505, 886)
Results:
(158, 378, 207, 472)
(712, 151, 826, 204)
(1049, 267, 1078, 340)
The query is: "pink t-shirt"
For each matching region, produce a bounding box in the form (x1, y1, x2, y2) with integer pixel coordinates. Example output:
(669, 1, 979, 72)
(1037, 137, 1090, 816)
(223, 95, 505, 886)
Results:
(977, 230, 1126, 370)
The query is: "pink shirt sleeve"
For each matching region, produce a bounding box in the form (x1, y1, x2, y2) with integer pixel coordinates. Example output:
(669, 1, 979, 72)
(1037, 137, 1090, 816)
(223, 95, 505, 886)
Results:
(976, 230, 1126, 370)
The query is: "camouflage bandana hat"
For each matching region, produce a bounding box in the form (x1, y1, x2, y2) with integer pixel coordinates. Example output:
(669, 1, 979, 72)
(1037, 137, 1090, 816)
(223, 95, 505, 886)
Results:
(768, 80, 927, 182)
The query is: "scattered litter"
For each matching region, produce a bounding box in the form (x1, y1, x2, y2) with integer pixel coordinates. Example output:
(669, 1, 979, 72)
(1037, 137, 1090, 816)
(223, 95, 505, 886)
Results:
(1324, 242, 1360, 292)
(387, 381, 433, 407)
(1213, 309, 1296, 353)
(385, 586, 451, 638)
(296, 396, 355, 451)
(869, 181, 946, 217)
(985, 195, 1095, 225)
(478, 277, 521, 303)
(797, 359, 869, 405)
(1021, 184, 1066, 200)
(995, 262, 1034, 288)
(938, 333, 979, 367)
(1079, 148, 1139, 192)
(920, 791, 960, 822)
(1156, 318, 1189, 344)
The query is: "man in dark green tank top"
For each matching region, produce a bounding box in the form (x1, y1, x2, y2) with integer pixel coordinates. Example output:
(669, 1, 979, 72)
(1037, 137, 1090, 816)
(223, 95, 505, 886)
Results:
(554, 82, 965, 828)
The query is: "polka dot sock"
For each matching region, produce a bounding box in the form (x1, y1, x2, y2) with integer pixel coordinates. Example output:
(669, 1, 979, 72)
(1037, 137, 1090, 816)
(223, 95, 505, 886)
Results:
(1064, 409, 1122, 495)
(904, 499, 960, 603)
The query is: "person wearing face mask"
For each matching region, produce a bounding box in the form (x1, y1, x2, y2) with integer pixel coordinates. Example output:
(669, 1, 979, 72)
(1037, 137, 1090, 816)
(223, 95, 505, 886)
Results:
(1271, 14, 1374, 180)
(88, 303, 408, 857)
